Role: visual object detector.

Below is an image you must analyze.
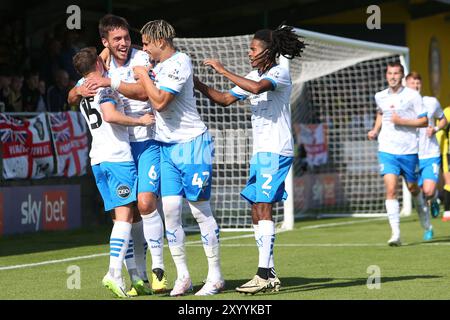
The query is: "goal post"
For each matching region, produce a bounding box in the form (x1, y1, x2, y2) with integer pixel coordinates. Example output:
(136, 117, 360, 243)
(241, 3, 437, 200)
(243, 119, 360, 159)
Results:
(175, 27, 410, 231)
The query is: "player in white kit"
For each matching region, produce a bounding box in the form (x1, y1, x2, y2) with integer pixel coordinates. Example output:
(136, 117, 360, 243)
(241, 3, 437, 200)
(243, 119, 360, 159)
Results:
(194, 26, 305, 294)
(405, 71, 447, 240)
(132, 19, 224, 296)
(368, 62, 428, 246)
(68, 15, 167, 295)
(72, 47, 155, 297)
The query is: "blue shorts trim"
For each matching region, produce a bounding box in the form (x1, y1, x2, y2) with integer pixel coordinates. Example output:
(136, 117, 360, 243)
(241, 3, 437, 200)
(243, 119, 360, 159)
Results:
(240, 153, 293, 205)
(92, 161, 138, 212)
(130, 140, 160, 196)
(160, 131, 214, 201)
(418, 156, 441, 186)
(378, 152, 418, 183)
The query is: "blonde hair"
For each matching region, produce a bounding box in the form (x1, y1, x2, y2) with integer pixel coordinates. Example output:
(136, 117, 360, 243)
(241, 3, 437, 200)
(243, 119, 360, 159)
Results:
(140, 20, 176, 44)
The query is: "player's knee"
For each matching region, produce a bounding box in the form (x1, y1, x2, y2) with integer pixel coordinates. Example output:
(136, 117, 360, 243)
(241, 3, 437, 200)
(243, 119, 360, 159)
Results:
(188, 200, 212, 224)
(423, 186, 435, 198)
(137, 193, 157, 214)
(255, 202, 273, 220)
(408, 184, 420, 196)
(162, 196, 183, 228)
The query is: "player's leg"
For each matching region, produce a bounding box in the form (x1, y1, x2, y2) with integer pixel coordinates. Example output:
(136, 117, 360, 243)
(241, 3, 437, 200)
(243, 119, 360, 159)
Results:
(422, 157, 441, 218)
(126, 207, 153, 296)
(378, 152, 402, 246)
(237, 153, 292, 294)
(402, 154, 432, 240)
(384, 173, 401, 246)
(132, 140, 167, 293)
(443, 174, 450, 221)
(93, 162, 137, 298)
(160, 143, 192, 296)
(181, 131, 223, 296)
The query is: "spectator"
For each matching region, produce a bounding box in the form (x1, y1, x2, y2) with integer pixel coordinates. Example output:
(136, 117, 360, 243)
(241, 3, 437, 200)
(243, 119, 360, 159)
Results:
(60, 30, 81, 84)
(8, 73, 24, 112)
(36, 80, 47, 112)
(39, 38, 62, 87)
(47, 69, 69, 112)
(0, 66, 12, 112)
(22, 70, 46, 112)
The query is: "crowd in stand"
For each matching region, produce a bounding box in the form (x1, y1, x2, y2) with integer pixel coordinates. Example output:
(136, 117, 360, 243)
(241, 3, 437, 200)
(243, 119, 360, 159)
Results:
(0, 22, 83, 113)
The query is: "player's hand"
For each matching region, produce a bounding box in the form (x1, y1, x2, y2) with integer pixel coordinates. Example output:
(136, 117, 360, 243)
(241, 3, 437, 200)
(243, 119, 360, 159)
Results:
(193, 75, 203, 88)
(426, 126, 436, 137)
(76, 84, 97, 97)
(84, 74, 110, 90)
(391, 111, 402, 125)
(367, 130, 378, 140)
(99, 48, 111, 71)
(139, 113, 155, 126)
(203, 59, 226, 74)
(133, 66, 150, 81)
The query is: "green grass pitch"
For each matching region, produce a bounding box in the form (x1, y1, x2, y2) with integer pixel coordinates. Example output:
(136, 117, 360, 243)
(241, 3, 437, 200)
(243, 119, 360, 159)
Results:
(1, 214, 450, 300)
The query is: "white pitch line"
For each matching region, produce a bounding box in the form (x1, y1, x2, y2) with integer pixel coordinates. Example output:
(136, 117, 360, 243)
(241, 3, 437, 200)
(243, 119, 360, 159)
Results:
(0, 253, 109, 271)
(0, 217, 388, 271)
(299, 217, 386, 230)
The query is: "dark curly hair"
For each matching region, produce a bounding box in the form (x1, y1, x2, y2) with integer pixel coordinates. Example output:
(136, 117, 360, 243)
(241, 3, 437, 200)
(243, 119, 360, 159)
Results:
(253, 25, 306, 74)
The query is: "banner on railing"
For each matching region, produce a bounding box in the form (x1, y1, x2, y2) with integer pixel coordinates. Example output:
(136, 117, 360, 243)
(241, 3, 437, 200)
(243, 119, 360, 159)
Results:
(49, 111, 88, 177)
(294, 123, 328, 167)
(0, 114, 32, 179)
(29, 113, 54, 178)
(1, 112, 88, 179)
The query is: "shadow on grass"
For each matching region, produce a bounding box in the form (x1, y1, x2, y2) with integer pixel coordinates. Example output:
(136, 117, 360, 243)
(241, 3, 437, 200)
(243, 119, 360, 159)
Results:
(219, 275, 442, 296)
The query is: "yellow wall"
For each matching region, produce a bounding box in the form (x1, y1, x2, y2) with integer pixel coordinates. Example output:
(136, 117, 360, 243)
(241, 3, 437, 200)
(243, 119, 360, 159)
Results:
(407, 13, 450, 106)
(299, 2, 450, 107)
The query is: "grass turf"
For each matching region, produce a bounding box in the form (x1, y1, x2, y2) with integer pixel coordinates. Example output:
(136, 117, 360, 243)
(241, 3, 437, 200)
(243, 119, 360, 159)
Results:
(1, 214, 450, 300)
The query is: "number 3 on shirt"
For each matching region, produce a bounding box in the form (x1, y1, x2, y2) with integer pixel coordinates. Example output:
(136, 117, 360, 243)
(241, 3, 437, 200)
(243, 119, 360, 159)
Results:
(192, 172, 210, 188)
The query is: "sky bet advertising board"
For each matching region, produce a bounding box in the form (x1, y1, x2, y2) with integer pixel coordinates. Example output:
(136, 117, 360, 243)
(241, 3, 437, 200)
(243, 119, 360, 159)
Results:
(0, 185, 81, 236)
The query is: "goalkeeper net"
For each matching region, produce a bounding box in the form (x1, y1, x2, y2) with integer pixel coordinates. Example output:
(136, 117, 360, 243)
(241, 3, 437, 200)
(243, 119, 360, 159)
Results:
(174, 28, 409, 231)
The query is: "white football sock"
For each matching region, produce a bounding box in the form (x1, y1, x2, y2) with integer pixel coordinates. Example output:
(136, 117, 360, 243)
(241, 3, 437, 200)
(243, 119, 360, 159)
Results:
(189, 200, 222, 282)
(123, 238, 141, 282)
(130, 220, 148, 281)
(109, 221, 131, 280)
(385, 199, 400, 238)
(163, 195, 189, 280)
(253, 224, 275, 269)
(258, 220, 275, 269)
(141, 210, 165, 271)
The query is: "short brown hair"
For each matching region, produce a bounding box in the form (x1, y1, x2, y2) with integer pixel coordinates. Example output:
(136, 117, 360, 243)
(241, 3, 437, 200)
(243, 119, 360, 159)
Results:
(405, 71, 422, 81)
(386, 61, 404, 74)
(98, 14, 130, 39)
(73, 47, 98, 77)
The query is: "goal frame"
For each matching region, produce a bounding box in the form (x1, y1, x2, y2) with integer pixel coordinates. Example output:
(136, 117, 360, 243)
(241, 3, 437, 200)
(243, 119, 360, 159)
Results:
(281, 27, 411, 228)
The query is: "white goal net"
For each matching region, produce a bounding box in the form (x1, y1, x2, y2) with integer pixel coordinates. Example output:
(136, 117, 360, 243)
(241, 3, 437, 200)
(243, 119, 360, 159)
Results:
(174, 28, 409, 231)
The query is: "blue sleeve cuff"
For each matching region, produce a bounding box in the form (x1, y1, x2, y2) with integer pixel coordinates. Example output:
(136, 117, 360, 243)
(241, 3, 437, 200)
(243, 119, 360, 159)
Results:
(99, 98, 117, 105)
(262, 77, 277, 90)
(160, 86, 179, 95)
(229, 89, 247, 101)
(417, 112, 427, 118)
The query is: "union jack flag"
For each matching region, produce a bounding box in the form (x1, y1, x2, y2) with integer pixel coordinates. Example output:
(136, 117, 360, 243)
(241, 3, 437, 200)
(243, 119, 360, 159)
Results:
(0, 114, 26, 127)
(53, 126, 71, 142)
(50, 113, 68, 127)
(0, 128, 28, 144)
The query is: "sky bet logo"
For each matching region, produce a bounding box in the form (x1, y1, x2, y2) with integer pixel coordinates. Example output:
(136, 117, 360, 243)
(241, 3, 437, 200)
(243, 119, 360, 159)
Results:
(21, 191, 68, 231)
